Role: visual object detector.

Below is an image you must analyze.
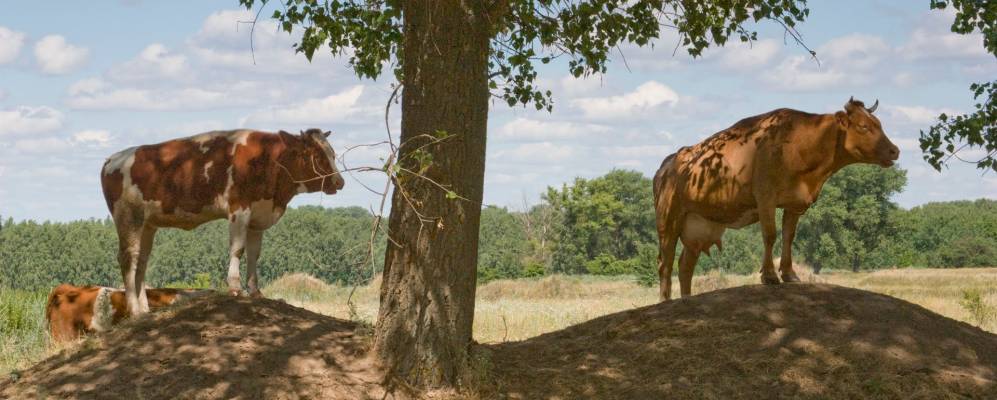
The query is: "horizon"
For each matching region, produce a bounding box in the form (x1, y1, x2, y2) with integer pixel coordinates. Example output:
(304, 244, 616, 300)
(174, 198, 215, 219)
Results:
(1, 1, 995, 222)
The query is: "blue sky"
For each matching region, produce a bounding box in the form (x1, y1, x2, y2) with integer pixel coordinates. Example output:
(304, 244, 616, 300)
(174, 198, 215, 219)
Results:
(1, 1, 995, 222)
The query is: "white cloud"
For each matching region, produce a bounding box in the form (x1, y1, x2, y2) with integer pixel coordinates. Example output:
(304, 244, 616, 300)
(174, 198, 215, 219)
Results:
(495, 142, 575, 162)
(572, 81, 679, 120)
(12, 129, 112, 154)
(762, 34, 889, 91)
(498, 118, 609, 140)
(715, 39, 781, 69)
(613, 32, 688, 72)
(188, 9, 336, 74)
(820, 34, 890, 70)
(0, 26, 26, 64)
(765, 56, 846, 91)
(885, 105, 961, 126)
(240, 85, 372, 127)
(66, 78, 281, 111)
(34, 35, 89, 74)
(108, 44, 189, 82)
(898, 9, 989, 61)
(73, 129, 111, 146)
(13, 137, 73, 153)
(0, 106, 63, 136)
(559, 74, 604, 97)
(604, 145, 672, 159)
(892, 138, 921, 152)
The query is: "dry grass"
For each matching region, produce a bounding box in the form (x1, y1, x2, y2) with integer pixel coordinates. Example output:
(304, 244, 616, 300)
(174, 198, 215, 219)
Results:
(263, 266, 997, 345)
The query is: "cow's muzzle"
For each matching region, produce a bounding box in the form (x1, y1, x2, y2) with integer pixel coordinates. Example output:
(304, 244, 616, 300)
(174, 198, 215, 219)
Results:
(879, 143, 900, 167)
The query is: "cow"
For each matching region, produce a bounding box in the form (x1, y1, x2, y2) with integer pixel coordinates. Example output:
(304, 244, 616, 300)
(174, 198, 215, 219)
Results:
(101, 129, 345, 316)
(46, 284, 210, 342)
(653, 98, 899, 301)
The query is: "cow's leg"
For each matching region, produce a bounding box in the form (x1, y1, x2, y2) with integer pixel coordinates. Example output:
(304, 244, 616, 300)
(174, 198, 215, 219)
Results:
(657, 234, 679, 302)
(115, 210, 149, 316)
(759, 205, 780, 285)
(135, 225, 157, 311)
(779, 210, 803, 283)
(678, 247, 701, 297)
(226, 210, 250, 296)
(245, 229, 264, 298)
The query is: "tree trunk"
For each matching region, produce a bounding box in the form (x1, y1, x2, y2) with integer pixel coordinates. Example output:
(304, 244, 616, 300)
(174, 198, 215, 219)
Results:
(373, 2, 494, 390)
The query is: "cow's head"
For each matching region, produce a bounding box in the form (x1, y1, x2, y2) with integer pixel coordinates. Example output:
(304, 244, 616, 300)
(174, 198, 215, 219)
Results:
(279, 128, 345, 194)
(835, 97, 900, 167)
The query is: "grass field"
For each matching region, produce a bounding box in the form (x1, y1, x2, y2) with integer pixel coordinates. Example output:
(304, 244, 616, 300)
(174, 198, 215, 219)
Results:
(3, 267, 996, 376)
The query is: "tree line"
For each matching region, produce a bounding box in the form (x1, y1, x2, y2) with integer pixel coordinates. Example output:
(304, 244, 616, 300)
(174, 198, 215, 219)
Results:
(1, 165, 995, 292)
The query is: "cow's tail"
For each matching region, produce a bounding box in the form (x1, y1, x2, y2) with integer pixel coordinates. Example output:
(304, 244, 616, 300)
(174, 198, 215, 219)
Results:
(653, 152, 683, 301)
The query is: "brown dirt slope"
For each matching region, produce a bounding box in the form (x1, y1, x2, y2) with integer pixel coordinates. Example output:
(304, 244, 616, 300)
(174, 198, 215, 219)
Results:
(485, 284, 997, 399)
(4, 284, 997, 399)
(0, 295, 384, 400)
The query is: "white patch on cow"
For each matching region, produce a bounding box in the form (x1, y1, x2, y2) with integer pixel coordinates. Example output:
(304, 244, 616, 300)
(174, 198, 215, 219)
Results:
(214, 165, 235, 210)
(189, 130, 228, 144)
(229, 130, 252, 155)
(203, 161, 213, 180)
(227, 208, 252, 291)
(102, 146, 136, 176)
(89, 287, 120, 332)
(316, 137, 338, 175)
(107, 148, 149, 207)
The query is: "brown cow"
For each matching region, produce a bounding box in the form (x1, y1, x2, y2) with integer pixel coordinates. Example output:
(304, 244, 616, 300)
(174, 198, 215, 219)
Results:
(46, 284, 210, 342)
(101, 129, 344, 315)
(654, 98, 899, 300)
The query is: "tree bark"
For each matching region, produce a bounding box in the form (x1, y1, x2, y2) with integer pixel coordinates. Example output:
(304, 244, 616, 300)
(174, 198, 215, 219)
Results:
(373, 1, 495, 389)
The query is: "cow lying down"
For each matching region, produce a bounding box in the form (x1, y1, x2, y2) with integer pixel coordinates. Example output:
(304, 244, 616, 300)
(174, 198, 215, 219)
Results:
(46, 284, 212, 342)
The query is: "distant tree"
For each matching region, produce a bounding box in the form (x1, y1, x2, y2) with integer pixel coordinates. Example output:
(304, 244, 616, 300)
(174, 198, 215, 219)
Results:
(897, 199, 997, 267)
(920, 0, 997, 172)
(516, 200, 558, 269)
(795, 165, 908, 272)
(477, 206, 530, 282)
(546, 170, 656, 273)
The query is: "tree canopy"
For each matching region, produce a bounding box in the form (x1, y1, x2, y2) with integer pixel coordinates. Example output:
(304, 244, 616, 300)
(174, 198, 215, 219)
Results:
(920, 0, 997, 172)
(240, 0, 811, 110)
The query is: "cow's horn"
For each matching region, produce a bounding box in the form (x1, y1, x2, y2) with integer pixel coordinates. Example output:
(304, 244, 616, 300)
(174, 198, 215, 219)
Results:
(866, 99, 879, 113)
(849, 96, 854, 103)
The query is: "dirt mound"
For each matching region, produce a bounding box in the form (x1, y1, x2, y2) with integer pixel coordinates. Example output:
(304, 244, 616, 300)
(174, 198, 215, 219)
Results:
(485, 284, 997, 399)
(4, 284, 997, 399)
(0, 295, 384, 400)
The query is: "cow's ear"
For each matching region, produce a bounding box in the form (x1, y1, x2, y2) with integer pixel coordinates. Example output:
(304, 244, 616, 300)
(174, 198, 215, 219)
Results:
(278, 130, 297, 144)
(834, 111, 849, 128)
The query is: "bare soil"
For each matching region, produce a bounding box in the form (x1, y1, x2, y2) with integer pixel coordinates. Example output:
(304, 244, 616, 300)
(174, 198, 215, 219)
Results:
(0, 295, 385, 400)
(3, 284, 997, 399)
(484, 284, 997, 399)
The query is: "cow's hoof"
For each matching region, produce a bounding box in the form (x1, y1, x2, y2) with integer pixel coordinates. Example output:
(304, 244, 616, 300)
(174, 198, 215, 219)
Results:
(228, 289, 244, 297)
(761, 274, 781, 285)
(781, 271, 802, 283)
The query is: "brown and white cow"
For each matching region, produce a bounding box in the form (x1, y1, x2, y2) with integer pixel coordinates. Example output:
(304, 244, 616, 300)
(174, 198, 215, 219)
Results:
(653, 98, 899, 300)
(46, 284, 210, 342)
(101, 129, 345, 315)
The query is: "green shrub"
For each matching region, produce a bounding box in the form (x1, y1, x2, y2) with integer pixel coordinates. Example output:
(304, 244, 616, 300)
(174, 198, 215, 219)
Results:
(960, 288, 994, 327)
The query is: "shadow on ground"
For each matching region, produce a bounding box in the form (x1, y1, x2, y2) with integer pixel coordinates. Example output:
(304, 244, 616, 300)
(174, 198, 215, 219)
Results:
(0, 295, 384, 400)
(483, 284, 997, 399)
(4, 284, 997, 399)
